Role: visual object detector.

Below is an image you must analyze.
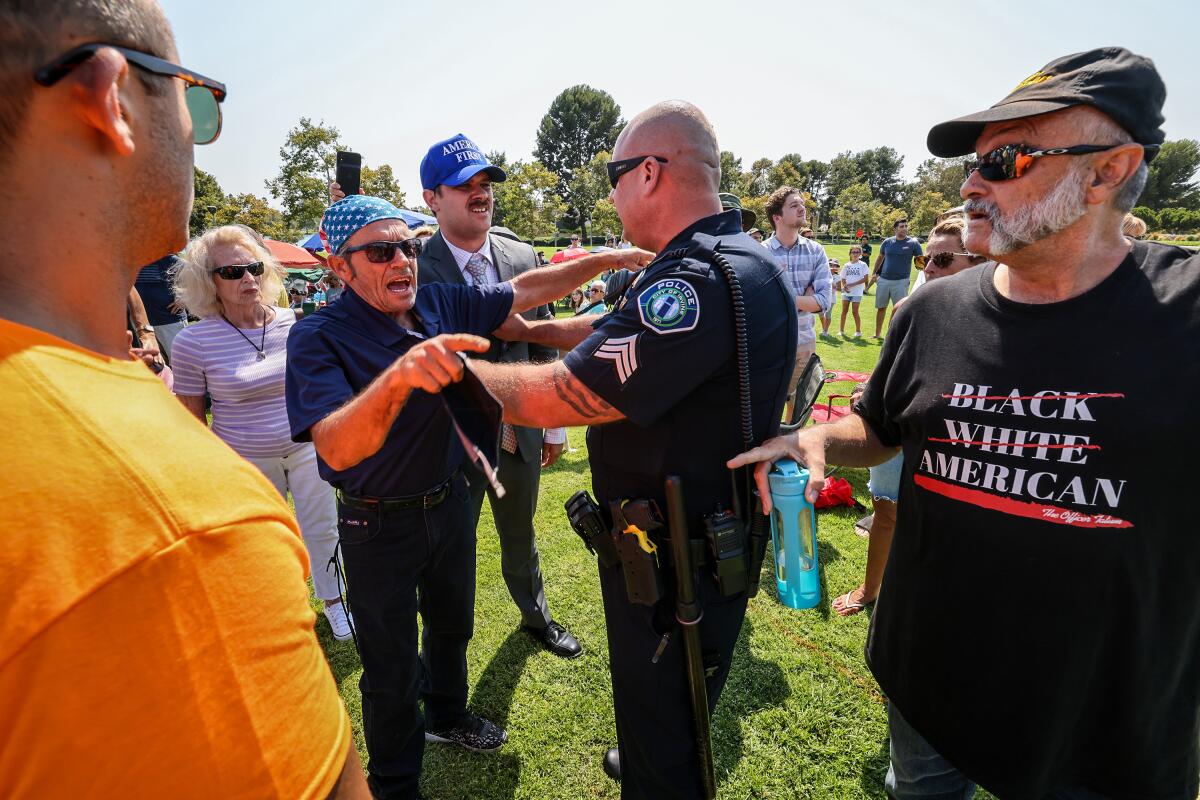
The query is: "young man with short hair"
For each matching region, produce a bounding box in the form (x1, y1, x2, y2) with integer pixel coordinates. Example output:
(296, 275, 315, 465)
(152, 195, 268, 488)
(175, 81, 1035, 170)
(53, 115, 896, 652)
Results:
(763, 185, 833, 420)
(871, 218, 922, 337)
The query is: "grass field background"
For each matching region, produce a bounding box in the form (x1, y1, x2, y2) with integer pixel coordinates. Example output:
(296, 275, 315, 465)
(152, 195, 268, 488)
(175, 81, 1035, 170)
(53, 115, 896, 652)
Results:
(308, 265, 999, 799)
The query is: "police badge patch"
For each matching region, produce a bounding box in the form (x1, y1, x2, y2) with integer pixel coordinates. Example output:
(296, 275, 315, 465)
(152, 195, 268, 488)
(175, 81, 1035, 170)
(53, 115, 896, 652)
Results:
(637, 278, 700, 334)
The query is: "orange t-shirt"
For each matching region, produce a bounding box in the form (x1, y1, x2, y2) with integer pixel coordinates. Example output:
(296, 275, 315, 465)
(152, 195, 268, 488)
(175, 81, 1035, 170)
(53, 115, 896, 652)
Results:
(0, 320, 351, 798)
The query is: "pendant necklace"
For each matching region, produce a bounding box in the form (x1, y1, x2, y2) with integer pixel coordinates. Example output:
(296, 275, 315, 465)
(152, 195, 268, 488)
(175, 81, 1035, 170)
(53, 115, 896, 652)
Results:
(221, 304, 269, 360)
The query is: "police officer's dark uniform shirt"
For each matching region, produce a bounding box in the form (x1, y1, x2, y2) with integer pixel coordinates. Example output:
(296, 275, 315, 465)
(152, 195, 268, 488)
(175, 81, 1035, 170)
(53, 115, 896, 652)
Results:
(564, 209, 794, 797)
(285, 283, 513, 497)
(854, 241, 1200, 800)
(564, 209, 796, 526)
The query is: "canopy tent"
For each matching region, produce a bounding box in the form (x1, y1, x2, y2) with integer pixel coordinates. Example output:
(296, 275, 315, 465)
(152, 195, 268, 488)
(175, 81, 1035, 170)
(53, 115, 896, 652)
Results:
(549, 247, 590, 264)
(264, 239, 325, 283)
(265, 238, 321, 266)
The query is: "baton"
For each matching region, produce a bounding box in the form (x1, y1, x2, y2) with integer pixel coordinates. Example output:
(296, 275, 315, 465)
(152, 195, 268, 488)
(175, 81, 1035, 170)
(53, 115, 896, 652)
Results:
(664, 475, 716, 800)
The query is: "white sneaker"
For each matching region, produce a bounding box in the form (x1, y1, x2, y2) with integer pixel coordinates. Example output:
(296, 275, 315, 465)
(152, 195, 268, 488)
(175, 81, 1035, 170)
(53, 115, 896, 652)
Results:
(323, 602, 353, 641)
(854, 332, 862, 338)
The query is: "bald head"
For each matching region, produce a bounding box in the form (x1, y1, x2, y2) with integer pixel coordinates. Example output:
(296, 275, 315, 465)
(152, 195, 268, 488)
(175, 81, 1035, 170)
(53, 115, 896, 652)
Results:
(614, 101, 720, 193)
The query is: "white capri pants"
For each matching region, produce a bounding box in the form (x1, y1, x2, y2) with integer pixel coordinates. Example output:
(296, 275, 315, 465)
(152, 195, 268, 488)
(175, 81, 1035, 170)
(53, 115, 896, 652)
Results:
(246, 442, 342, 601)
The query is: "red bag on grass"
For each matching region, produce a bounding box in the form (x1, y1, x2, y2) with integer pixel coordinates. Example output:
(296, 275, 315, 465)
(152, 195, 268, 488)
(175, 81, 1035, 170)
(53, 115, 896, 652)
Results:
(813, 476, 856, 509)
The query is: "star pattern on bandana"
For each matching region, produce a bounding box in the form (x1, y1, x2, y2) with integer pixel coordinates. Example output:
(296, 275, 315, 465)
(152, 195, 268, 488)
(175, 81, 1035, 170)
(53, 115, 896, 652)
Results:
(322, 195, 405, 255)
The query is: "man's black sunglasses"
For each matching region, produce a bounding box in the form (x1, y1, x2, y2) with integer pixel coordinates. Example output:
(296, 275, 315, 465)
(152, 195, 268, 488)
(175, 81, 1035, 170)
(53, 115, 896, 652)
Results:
(213, 261, 264, 280)
(339, 238, 424, 263)
(34, 43, 227, 145)
(607, 155, 668, 189)
(963, 143, 1125, 182)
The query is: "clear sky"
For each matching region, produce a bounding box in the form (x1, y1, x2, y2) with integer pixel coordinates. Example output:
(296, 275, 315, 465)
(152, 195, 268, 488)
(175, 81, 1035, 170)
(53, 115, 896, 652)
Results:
(162, 0, 1199, 209)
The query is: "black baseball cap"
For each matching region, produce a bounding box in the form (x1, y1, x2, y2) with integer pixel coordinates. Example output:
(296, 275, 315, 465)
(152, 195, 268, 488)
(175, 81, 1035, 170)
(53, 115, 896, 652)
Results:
(927, 47, 1166, 162)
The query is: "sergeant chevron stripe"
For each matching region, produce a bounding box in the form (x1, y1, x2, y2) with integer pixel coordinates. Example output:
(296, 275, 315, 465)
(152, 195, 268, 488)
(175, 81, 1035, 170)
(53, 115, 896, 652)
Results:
(593, 334, 640, 384)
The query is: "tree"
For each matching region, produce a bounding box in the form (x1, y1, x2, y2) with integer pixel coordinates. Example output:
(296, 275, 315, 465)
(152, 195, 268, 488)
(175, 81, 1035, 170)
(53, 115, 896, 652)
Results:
(1140, 139, 1200, 211)
(191, 167, 226, 236)
(747, 157, 774, 197)
(566, 151, 612, 238)
(216, 193, 289, 241)
(534, 85, 623, 224)
(854, 147, 906, 206)
(266, 118, 342, 234)
(360, 164, 406, 209)
(591, 199, 622, 240)
(1158, 207, 1200, 234)
(1131, 206, 1160, 230)
(906, 189, 951, 236)
(719, 150, 748, 195)
(493, 160, 567, 241)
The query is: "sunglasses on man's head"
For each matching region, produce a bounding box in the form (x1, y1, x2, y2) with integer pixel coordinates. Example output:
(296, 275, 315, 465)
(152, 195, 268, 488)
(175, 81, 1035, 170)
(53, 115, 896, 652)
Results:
(34, 42, 226, 145)
(339, 238, 424, 263)
(607, 155, 669, 189)
(213, 262, 264, 280)
(963, 143, 1122, 182)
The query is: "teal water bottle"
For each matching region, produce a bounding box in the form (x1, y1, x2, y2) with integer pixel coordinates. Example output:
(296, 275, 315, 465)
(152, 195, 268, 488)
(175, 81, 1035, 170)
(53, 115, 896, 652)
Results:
(767, 459, 820, 609)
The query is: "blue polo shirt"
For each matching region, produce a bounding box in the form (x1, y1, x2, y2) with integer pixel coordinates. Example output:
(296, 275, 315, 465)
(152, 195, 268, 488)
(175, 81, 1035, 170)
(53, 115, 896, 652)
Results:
(285, 283, 513, 497)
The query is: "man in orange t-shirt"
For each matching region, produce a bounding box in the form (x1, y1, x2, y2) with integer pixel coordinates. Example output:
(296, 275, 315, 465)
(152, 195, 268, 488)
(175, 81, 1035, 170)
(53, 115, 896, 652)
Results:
(0, 1, 367, 797)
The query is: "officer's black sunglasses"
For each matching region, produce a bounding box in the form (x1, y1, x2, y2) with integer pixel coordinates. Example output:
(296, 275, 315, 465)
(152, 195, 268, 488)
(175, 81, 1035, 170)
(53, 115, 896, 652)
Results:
(962, 143, 1123, 182)
(212, 262, 264, 280)
(339, 238, 424, 263)
(34, 42, 227, 145)
(607, 155, 669, 189)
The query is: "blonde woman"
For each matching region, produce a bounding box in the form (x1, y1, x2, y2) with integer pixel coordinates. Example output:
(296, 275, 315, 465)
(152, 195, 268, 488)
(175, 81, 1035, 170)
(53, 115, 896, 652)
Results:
(171, 226, 351, 640)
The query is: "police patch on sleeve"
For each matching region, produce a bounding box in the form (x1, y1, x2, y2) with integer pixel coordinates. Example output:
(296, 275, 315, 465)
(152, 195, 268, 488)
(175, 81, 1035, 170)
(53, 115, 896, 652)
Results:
(637, 278, 700, 335)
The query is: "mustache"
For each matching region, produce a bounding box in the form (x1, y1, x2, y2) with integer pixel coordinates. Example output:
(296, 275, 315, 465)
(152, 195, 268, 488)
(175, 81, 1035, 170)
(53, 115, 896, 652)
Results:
(963, 198, 999, 221)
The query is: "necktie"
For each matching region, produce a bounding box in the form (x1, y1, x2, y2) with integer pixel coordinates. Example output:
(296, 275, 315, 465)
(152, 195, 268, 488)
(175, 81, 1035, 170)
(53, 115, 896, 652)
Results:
(465, 251, 516, 453)
(465, 252, 492, 286)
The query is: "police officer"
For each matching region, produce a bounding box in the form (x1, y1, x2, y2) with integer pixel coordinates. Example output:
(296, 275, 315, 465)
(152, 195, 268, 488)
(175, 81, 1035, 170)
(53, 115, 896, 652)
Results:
(470, 101, 796, 798)
(284, 194, 651, 800)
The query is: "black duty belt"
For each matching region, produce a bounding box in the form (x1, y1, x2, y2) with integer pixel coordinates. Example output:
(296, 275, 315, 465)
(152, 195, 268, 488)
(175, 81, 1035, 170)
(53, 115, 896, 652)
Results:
(337, 473, 456, 512)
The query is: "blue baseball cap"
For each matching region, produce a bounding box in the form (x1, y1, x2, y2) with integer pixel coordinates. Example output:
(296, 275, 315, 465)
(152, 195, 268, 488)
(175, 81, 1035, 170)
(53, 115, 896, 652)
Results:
(322, 195, 407, 256)
(420, 133, 507, 191)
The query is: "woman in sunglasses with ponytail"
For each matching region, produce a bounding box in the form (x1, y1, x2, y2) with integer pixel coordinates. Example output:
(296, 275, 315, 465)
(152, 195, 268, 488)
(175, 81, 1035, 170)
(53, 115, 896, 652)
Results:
(170, 225, 352, 642)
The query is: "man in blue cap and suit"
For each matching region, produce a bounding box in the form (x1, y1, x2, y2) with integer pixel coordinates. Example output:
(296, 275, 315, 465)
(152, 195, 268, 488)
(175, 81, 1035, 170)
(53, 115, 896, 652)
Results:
(417, 134, 584, 660)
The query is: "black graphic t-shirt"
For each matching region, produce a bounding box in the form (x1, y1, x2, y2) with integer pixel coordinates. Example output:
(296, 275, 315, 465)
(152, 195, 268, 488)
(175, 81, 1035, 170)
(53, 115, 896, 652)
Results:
(855, 241, 1200, 800)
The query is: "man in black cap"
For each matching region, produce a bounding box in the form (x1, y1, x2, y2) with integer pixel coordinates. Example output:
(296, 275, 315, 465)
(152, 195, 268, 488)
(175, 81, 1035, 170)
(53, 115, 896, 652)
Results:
(732, 47, 1200, 800)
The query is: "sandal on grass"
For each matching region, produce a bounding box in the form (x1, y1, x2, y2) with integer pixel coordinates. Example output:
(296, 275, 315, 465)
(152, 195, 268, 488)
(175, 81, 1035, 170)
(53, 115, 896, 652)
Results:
(832, 589, 875, 617)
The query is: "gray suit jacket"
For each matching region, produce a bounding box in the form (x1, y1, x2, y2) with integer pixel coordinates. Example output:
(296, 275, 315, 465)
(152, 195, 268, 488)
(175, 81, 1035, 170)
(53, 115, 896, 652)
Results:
(419, 231, 558, 463)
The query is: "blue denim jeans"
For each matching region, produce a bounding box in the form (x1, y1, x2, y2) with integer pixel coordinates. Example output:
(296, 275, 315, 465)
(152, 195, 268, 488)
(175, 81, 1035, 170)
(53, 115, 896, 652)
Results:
(886, 703, 1111, 800)
(869, 451, 904, 502)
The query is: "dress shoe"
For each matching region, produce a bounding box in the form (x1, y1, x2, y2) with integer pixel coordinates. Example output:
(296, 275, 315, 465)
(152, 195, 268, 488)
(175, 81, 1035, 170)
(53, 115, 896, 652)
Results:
(602, 748, 621, 781)
(523, 620, 583, 659)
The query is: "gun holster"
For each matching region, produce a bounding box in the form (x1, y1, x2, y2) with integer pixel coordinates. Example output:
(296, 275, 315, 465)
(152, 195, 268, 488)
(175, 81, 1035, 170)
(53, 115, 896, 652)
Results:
(564, 491, 620, 568)
(610, 499, 665, 606)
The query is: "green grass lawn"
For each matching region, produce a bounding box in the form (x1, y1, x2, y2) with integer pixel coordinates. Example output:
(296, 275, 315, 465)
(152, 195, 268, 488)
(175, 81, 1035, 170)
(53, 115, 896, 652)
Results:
(308, 260, 996, 799)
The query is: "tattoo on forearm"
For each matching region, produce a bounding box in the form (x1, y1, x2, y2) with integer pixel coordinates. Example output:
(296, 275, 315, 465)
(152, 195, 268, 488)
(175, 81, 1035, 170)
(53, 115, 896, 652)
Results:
(553, 371, 613, 420)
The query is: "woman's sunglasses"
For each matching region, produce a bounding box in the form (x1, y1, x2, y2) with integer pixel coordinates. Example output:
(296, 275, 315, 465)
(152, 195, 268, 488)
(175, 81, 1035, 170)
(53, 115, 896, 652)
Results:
(213, 261, 264, 280)
(926, 251, 984, 269)
(962, 143, 1120, 182)
(35, 43, 226, 145)
(339, 238, 424, 263)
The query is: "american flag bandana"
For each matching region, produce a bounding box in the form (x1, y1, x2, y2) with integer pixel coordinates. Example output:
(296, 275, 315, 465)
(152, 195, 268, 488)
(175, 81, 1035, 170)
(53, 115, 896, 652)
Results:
(321, 195, 405, 256)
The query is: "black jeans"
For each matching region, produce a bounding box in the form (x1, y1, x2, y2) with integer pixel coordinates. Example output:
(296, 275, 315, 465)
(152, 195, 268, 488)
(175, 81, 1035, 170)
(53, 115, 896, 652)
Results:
(337, 474, 475, 800)
(599, 557, 748, 799)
